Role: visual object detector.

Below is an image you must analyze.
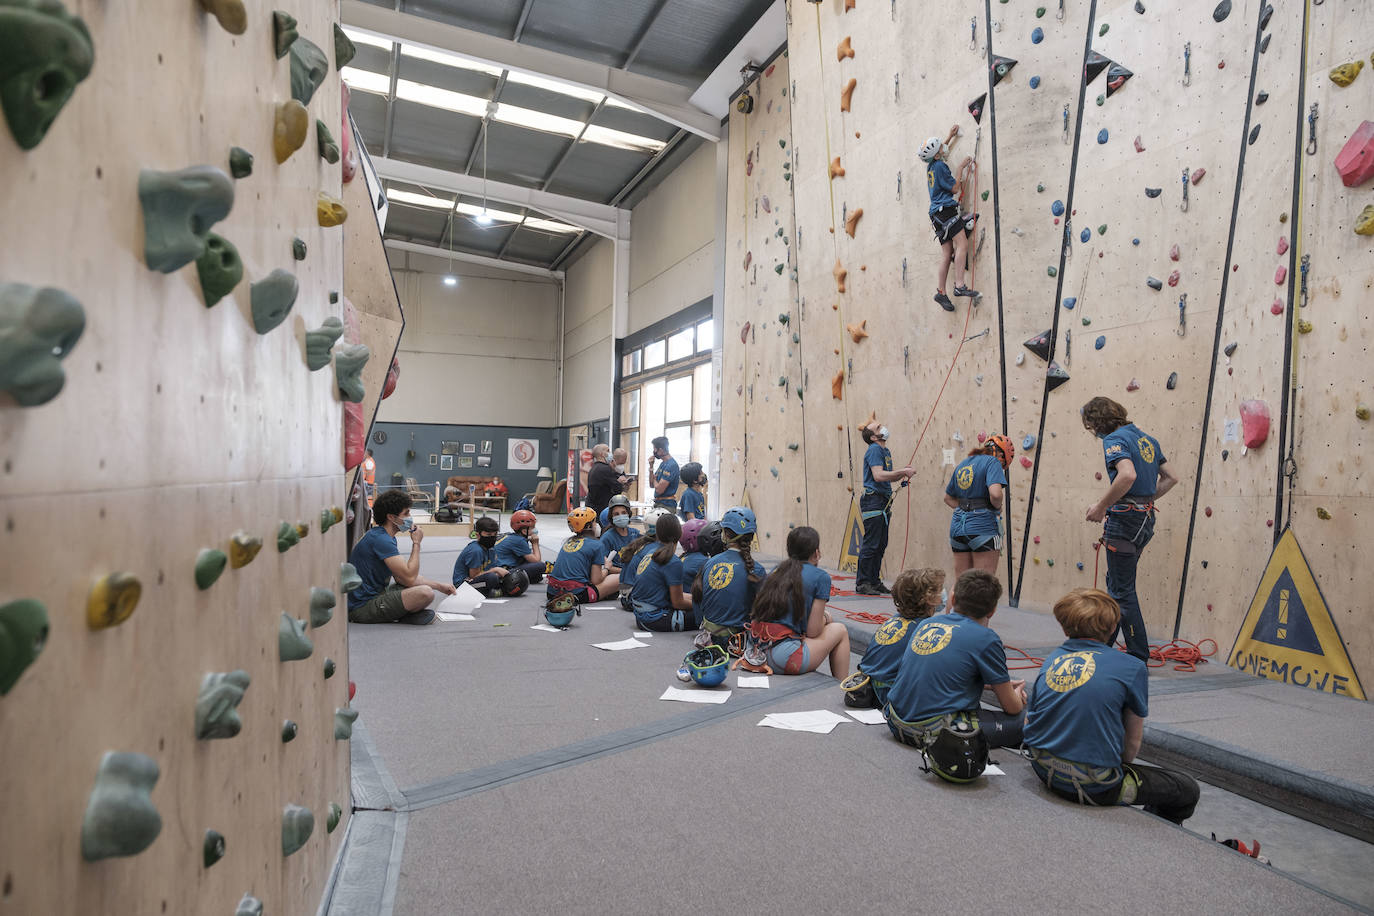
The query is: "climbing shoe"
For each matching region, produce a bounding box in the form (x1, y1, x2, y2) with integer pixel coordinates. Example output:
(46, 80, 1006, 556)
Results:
(953, 284, 979, 298)
(934, 290, 955, 311)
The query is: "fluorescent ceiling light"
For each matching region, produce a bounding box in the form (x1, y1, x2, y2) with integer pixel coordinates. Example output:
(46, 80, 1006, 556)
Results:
(442, 275, 458, 287)
(386, 188, 455, 210)
(582, 124, 667, 154)
(522, 216, 580, 234)
(386, 188, 578, 235)
(341, 27, 392, 51)
(341, 66, 391, 95)
(455, 201, 523, 224)
(492, 102, 584, 138)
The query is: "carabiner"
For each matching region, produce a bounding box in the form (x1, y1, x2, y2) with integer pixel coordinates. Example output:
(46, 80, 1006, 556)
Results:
(970, 17, 978, 50)
(1306, 102, 1319, 155)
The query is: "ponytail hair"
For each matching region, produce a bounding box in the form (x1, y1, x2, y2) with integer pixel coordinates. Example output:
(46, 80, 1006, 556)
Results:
(750, 526, 821, 623)
(652, 514, 681, 566)
(618, 534, 654, 566)
(724, 531, 764, 585)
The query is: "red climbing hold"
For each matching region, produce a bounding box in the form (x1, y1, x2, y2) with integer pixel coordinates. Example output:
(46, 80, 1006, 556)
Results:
(1034, 536, 1041, 544)
(1271, 299, 1284, 315)
(740, 321, 751, 343)
(1275, 265, 1287, 284)
(1134, 135, 1145, 153)
(1168, 271, 1181, 287)
(382, 356, 400, 399)
(344, 400, 365, 470)
(1218, 61, 1226, 69)
(1095, 472, 1103, 480)
(1191, 168, 1207, 185)
(977, 431, 988, 443)
(1335, 120, 1374, 188)
(1170, 244, 1180, 261)
(1020, 456, 1033, 469)
(1240, 399, 1271, 448)
(349, 680, 357, 701)
(764, 64, 776, 78)
(1276, 236, 1289, 255)
(1267, 519, 1274, 528)
(1204, 506, 1212, 517)
(1126, 378, 1140, 392)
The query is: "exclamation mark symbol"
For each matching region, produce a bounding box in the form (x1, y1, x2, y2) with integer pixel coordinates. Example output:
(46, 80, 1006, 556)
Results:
(1278, 589, 1289, 641)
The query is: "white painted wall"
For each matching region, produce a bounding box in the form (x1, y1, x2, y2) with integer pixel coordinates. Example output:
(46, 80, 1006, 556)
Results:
(627, 143, 717, 335)
(377, 249, 559, 426)
(561, 237, 615, 426)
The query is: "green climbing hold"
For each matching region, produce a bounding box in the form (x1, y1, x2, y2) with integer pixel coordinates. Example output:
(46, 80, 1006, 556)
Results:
(289, 37, 328, 106)
(0, 282, 85, 406)
(334, 344, 371, 403)
(0, 0, 94, 150)
(195, 548, 228, 590)
(0, 598, 48, 694)
(334, 707, 358, 740)
(981, 190, 989, 201)
(1096, 94, 1105, 106)
(272, 10, 297, 58)
(1036, 6, 1046, 16)
(309, 586, 335, 628)
(779, 139, 786, 148)
(306, 317, 343, 371)
(281, 719, 297, 742)
(196, 233, 242, 307)
(1099, 23, 1109, 36)
(250, 269, 298, 334)
(1097, 224, 1107, 235)
(1047, 559, 1055, 567)
(278, 614, 313, 662)
(228, 147, 253, 179)
(774, 263, 784, 275)
(316, 118, 339, 164)
(204, 829, 226, 868)
(277, 520, 299, 552)
(1037, 183, 1045, 192)
(292, 237, 306, 261)
(281, 804, 314, 857)
(340, 563, 362, 592)
(80, 752, 162, 861)
(1082, 317, 1091, 326)
(323, 657, 336, 679)
(194, 670, 250, 739)
(139, 166, 236, 273)
(1047, 266, 1058, 277)
(327, 802, 343, 833)
(333, 22, 355, 70)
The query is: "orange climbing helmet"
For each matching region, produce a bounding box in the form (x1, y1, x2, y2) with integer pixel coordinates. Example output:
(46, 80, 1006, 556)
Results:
(986, 435, 1015, 470)
(567, 507, 597, 533)
(511, 509, 537, 535)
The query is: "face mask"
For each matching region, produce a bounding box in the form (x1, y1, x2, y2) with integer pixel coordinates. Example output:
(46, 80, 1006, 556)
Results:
(878, 426, 889, 440)
(478, 534, 497, 548)
(614, 464, 625, 474)
(397, 517, 414, 532)
(612, 515, 630, 530)
(940, 587, 949, 608)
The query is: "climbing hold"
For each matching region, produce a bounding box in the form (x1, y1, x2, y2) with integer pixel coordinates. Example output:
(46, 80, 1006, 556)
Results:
(81, 752, 162, 861)
(837, 36, 853, 61)
(323, 657, 337, 680)
(1297, 319, 1313, 334)
(305, 317, 343, 371)
(1051, 200, 1065, 216)
(277, 520, 299, 553)
(1032, 27, 1043, 44)
(341, 563, 362, 592)
(968, 93, 987, 123)
(1191, 168, 1206, 185)
(328, 803, 343, 833)
(1145, 187, 1162, 198)
(1095, 94, 1105, 107)
(1259, 4, 1273, 29)
(1135, 0, 1145, 10)
(770, 466, 779, 478)
(1048, 266, 1058, 277)
(1062, 297, 1076, 310)
(1357, 205, 1374, 236)
(199, 0, 246, 33)
(1168, 271, 1180, 287)
(204, 829, 227, 868)
(0, 598, 47, 695)
(1270, 299, 1283, 315)
(1094, 335, 1106, 350)
(281, 719, 297, 743)
(844, 0, 855, 11)
(1336, 122, 1374, 187)
(1131, 240, 1139, 247)
(272, 10, 297, 58)
(282, 804, 314, 857)
(317, 119, 340, 164)
(1146, 277, 1163, 291)
(844, 207, 863, 237)
(321, 505, 343, 532)
(0, 283, 85, 406)
(1240, 399, 1271, 448)
(139, 166, 235, 273)
(309, 587, 336, 629)
(195, 548, 228, 590)
(1022, 434, 1037, 451)
(1224, 341, 1238, 357)
(773, 263, 784, 276)
(279, 614, 313, 662)
(831, 370, 844, 400)
(250, 269, 298, 334)
(335, 344, 370, 403)
(1248, 125, 1261, 145)
(274, 99, 309, 163)
(1097, 129, 1109, 145)
(318, 192, 348, 227)
(228, 147, 253, 179)
(1316, 507, 1332, 520)
(333, 22, 356, 69)
(1077, 561, 1085, 570)
(289, 36, 328, 105)
(840, 78, 857, 112)
(1134, 136, 1145, 153)
(237, 896, 264, 916)
(989, 55, 1018, 86)
(1126, 378, 1140, 392)
(1204, 506, 1212, 518)
(1330, 61, 1364, 87)
(1036, 6, 1046, 16)
(1167, 372, 1178, 390)
(847, 319, 868, 343)
(1024, 329, 1053, 361)
(1170, 244, 1181, 261)
(1098, 23, 1109, 36)
(1213, 0, 1231, 21)
(1276, 236, 1289, 255)
(195, 234, 242, 307)
(1095, 472, 1103, 480)
(335, 706, 359, 740)
(1357, 406, 1370, 421)
(829, 157, 845, 179)
(194, 670, 251, 739)
(1030, 76, 1041, 89)
(761, 196, 771, 213)
(1085, 51, 1111, 84)
(86, 572, 141, 630)
(833, 259, 847, 293)
(1275, 265, 1287, 285)
(1256, 90, 1269, 105)
(1080, 228, 1091, 243)
(1106, 63, 1133, 97)
(228, 532, 261, 568)
(1020, 457, 1033, 469)
(0, 0, 94, 150)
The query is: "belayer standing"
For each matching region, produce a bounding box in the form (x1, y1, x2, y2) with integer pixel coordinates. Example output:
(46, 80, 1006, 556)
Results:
(919, 124, 977, 312)
(1080, 397, 1178, 662)
(857, 417, 915, 596)
(944, 435, 1013, 578)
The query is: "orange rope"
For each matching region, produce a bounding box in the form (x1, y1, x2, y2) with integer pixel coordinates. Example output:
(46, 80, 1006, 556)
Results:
(1005, 646, 1045, 670)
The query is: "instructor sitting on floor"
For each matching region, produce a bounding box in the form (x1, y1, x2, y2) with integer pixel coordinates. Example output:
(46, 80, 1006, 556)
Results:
(348, 489, 456, 625)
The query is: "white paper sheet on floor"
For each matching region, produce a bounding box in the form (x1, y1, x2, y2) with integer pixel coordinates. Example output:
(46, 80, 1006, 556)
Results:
(736, 675, 770, 688)
(591, 637, 651, 651)
(845, 708, 887, 724)
(435, 583, 484, 617)
(757, 710, 851, 734)
(659, 686, 732, 704)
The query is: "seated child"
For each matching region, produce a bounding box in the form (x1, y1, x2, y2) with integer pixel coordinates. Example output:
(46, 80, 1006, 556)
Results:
(678, 462, 707, 520)
(884, 569, 1024, 755)
(842, 567, 945, 708)
(546, 508, 619, 605)
(615, 508, 667, 610)
(492, 508, 544, 584)
(452, 516, 507, 593)
(627, 515, 696, 631)
(696, 508, 766, 651)
(1023, 588, 1198, 824)
(745, 526, 850, 678)
(434, 486, 465, 523)
(679, 518, 711, 589)
(598, 496, 639, 572)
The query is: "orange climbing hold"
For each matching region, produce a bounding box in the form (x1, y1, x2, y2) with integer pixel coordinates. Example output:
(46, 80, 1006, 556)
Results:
(847, 319, 868, 343)
(845, 207, 864, 237)
(845, 0, 855, 10)
(841, 78, 857, 112)
(837, 36, 854, 61)
(829, 156, 845, 179)
(832, 370, 845, 400)
(834, 259, 848, 293)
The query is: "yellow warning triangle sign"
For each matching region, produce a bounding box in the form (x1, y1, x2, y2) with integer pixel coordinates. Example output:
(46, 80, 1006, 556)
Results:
(836, 497, 863, 574)
(1227, 528, 1365, 700)
(737, 487, 761, 554)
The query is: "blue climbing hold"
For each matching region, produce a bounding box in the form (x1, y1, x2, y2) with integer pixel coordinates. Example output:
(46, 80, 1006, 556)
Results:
(1022, 434, 1037, 450)
(1097, 129, 1109, 144)
(1051, 200, 1064, 216)
(1080, 227, 1091, 243)
(1132, 238, 1141, 246)
(1077, 562, 1085, 570)
(1032, 27, 1044, 43)
(1094, 335, 1106, 349)
(1062, 297, 1077, 310)
(1029, 75, 1041, 89)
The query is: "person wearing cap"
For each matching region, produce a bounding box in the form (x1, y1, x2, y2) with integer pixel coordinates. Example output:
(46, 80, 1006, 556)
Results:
(649, 437, 680, 514)
(857, 416, 914, 596)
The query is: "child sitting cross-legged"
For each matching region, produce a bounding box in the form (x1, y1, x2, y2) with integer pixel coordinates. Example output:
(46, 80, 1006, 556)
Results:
(841, 567, 945, 708)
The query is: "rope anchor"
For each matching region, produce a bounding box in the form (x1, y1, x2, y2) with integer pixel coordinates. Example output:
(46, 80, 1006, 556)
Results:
(1307, 103, 1319, 155)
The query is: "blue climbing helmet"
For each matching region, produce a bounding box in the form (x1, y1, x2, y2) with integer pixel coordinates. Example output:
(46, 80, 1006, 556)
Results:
(721, 505, 756, 536)
(684, 644, 729, 687)
(545, 591, 579, 627)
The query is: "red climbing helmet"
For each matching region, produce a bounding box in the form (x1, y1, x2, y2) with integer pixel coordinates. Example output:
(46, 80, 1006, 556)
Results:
(511, 509, 537, 535)
(986, 435, 1015, 470)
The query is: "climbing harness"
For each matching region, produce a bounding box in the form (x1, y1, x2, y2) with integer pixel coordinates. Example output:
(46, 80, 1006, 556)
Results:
(1177, 293, 1187, 337)
(1306, 102, 1319, 155)
(1062, 104, 1070, 144)
(1027, 747, 1132, 805)
(1180, 168, 1190, 212)
(1299, 254, 1310, 308)
(969, 17, 978, 51)
(1182, 41, 1192, 86)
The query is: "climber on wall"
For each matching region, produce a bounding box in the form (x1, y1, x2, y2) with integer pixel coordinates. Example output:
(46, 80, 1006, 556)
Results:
(1080, 397, 1179, 662)
(857, 415, 915, 596)
(944, 435, 1014, 580)
(919, 124, 977, 312)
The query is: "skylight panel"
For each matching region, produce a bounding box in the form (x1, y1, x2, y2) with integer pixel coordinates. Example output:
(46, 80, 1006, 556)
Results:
(395, 80, 488, 117)
(492, 102, 585, 138)
(386, 188, 455, 210)
(581, 124, 667, 154)
(522, 216, 580, 234)
(340, 66, 391, 95)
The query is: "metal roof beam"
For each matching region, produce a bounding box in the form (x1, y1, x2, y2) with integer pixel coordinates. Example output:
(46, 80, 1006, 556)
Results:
(374, 156, 627, 240)
(385, 239, 564, 279)
(341, 0, 721, 141)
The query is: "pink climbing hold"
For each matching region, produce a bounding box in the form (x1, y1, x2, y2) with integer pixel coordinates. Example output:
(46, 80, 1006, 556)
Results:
(1126, 378, 1140, 392)
(1204, 506, 1212, 517)
(1275, 265, 1287, 284)
(1095, 472, 1103, 481)
(1266, 519, 1274, 528)
(1168, 271, 1181, 287)
(1020, 456, 1033, 469)
(743, 251, 752, 270)
(1334, 120, 1374, 188)
(1277, 236, 1289, 255)
(1271, 299, 1284, 315)
(1134, 135, 1145, 153)
(978, 431, 987, 443)
(1240, 399, 1271, 448)
(1191, 168, 1207, 185)
(1034, 536, 1041, 545)
(761, 196, 771, 213)
(1169, 244, 1180, 261)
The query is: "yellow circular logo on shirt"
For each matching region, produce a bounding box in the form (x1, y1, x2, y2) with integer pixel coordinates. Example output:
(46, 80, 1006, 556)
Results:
(708, 563, 734, 589)
(911, 621, 954, 655)
(956, 465, 974, 490)
(562, 537, 582, 553)
(874, 618, 911, 646)
(1137, 437, 1156, 464)
(637, 555, 653, 575)
(1045, 651, 1097, 692)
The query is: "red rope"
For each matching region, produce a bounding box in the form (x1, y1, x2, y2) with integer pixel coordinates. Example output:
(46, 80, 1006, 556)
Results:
(1145, 637, 1217, 673)
(1005, 646, 1045, 670)
(843, 610, 891, 625)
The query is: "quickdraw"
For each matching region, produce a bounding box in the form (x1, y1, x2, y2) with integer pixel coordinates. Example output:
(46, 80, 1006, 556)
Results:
(1063, 217, 1073, 259)
(1182, 41, 1192, 87)
(970, 16, 978, 50)
(1299, 254, 1310, 308)
(1062, 104, 1070, 144)
(1056, 0, 1065, 22)
(1307, 102, 1319, 155)
(1177, 293, 1187, 337)
(1065, 328, 1072, 366)
(1181, 168, 1190, 212)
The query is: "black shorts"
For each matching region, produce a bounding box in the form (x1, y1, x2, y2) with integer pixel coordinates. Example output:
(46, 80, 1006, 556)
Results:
(931, 206, 974, 245)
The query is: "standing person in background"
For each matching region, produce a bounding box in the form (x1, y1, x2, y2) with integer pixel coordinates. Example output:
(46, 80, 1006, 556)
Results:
(857, 416, 915, 596)
(944, 435, 1013, 578)
(585, 444, 628, 522)
(1081, 396, 1178, 662)
(648, 437, 680, 514)
(678, 462, 707, 521)
(362, 448, 377, 510)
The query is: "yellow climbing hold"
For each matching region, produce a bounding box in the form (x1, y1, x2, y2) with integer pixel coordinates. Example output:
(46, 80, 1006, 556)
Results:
(1297, 319, 1313, 334)
(844, 207, 864, 238)
(1330, 60, 1364, 87)
(317, 192, 348, 227)
(837, 36, 854, 61)
(829, 156, 845, 180)
(87, 573, 142, 629)
(847, 319, 869, 343)
(831, 370, 844, 400)
(1316, 507, 1332, 520)
(1357, 405, 1370, 421)
(840, 78, 857, 112)
(229, 531, 263, 568)
(1355, 205, 1374, 236)
(273, 100, 309, 163)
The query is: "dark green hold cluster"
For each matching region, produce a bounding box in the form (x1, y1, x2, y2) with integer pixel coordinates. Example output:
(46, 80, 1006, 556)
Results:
(228, 146, 253, 179)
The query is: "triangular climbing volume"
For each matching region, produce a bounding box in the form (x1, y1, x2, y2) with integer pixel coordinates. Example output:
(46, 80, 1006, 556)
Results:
(989, 56, 1017, 87)
(968, 93, 987, 124)
(1046, 361, 1070, 392)
(837, 497, 864, 574)
(1105, 63, 1134, 98)
(1084, 51, 1112, 85)
(1024, 329, 1053, 362)
(1227, 528, 1365, 700)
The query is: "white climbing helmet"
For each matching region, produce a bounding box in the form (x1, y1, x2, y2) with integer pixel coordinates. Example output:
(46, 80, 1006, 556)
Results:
(918, 136, 944, 163)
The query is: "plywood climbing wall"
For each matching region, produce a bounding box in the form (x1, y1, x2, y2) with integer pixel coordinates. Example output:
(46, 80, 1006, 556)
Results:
(0, 0, 384, 911)
(722, 0, 1374, 685)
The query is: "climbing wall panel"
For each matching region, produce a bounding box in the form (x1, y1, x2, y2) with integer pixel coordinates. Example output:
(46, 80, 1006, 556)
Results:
(0, 0, 359, 910)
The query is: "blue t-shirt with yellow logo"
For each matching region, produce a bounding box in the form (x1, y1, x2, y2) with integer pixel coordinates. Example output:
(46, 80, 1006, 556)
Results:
(347, 526, 400, 611)
(1023, 639, 1149, 769)
(598, 526, 639, 569)
(679, 487, 706, 520)
(927, 159, 956, 213)
(681, 551, 708, 588)
(549, 534, 607, 587)
(764, 563, 832, 635)
(886, 612, 1010, 723)
(654, 456, 680, 510)
(863, 442, 894, 496)
(946, 453, 1007, 537)
(454, 541, 495, 584)
(700, 548, 767, 629)
(630, 550, 684, 610)
(493, 533, 534, 568)
(859, 616, 920, 684)
(619, 542, 654, 590)
(1102, 423, 1165, 501)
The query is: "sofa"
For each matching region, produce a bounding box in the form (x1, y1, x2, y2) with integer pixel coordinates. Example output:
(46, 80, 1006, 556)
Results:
(445, 475, 498, 496)
(531, 480, 566, 514)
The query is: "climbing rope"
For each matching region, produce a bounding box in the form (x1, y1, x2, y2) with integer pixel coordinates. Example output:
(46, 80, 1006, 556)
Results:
(843, 610, 891, 626)
(1147, 638, 1218, 673)
(1005, 646, 1045, 670)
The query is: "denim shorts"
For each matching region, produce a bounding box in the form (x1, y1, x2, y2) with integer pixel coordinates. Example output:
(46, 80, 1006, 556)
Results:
(769, 638, 809, 674)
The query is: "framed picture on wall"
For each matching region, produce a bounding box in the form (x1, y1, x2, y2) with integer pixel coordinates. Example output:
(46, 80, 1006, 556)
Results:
(458, 457, 474, 469)
(480, 440, 493, 454)
(440, 455, 454, 470)
(462, 443, 476, 454)
(428, 454, 438, 466)
(477, 456, 491, 467)
(441, 441, 459, 455)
